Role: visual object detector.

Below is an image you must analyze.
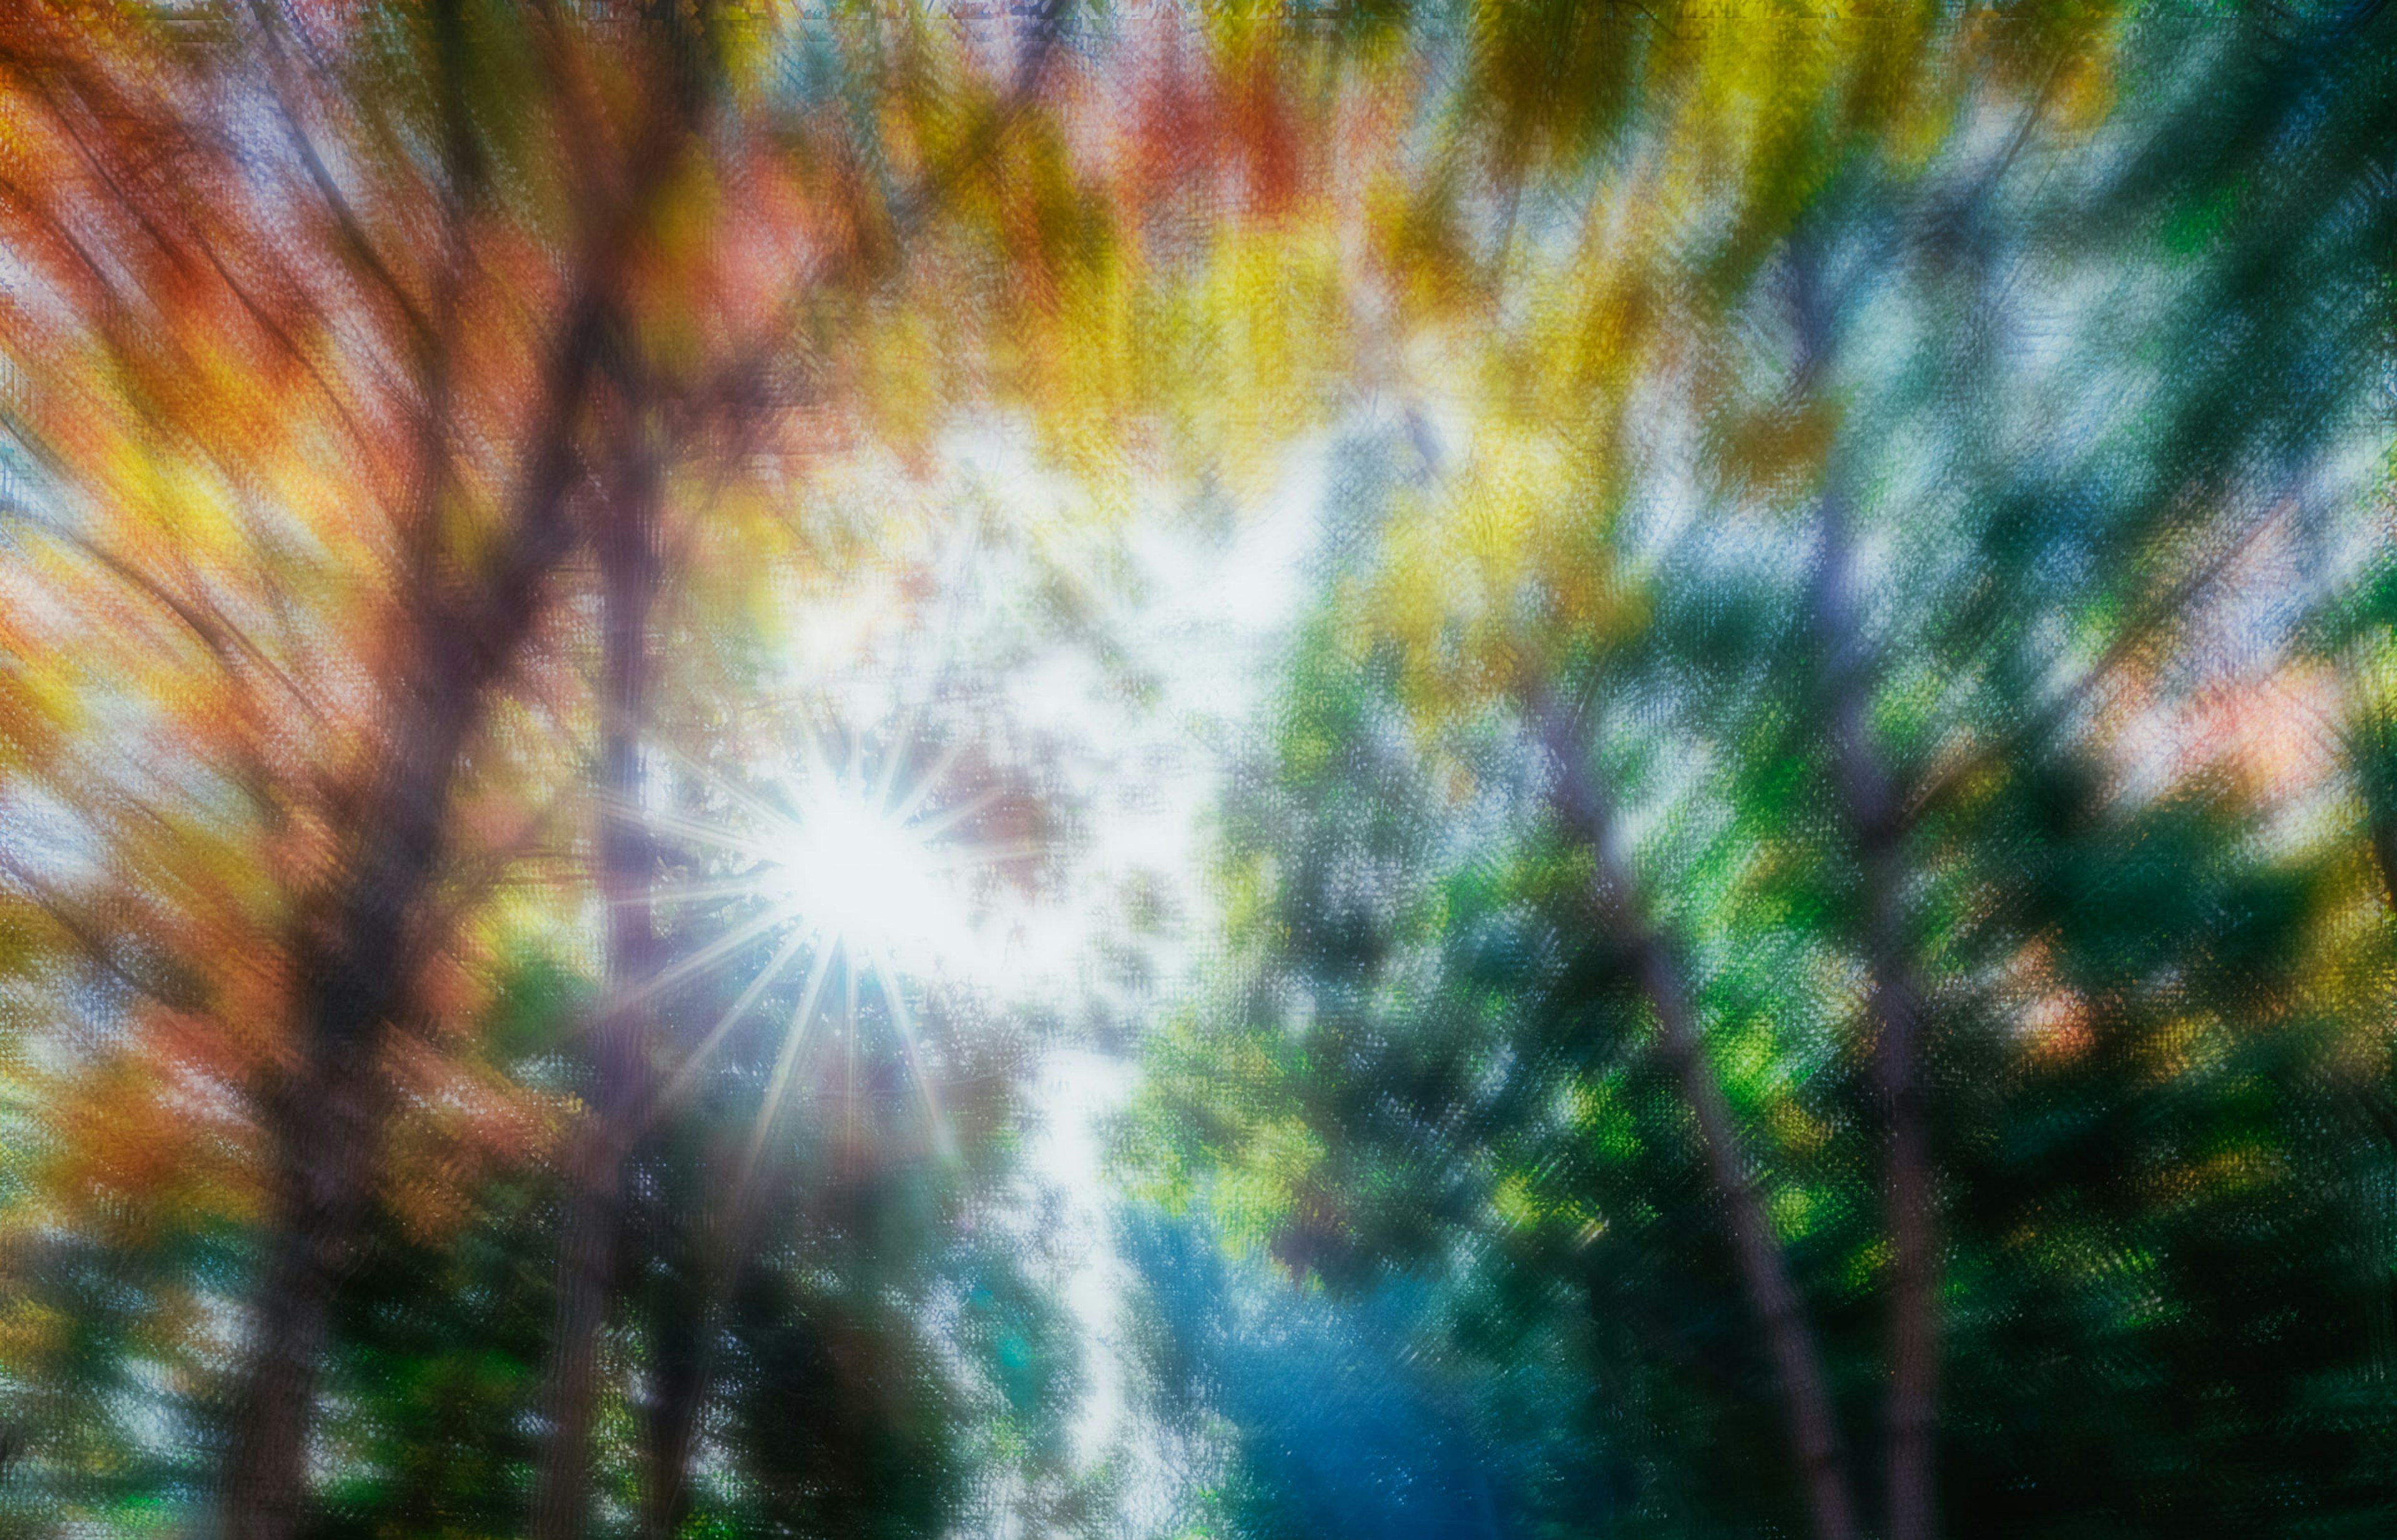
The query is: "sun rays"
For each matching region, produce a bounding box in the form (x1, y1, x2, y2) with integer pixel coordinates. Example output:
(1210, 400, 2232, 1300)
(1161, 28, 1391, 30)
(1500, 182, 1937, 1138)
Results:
(607, 717, 1036, 1183)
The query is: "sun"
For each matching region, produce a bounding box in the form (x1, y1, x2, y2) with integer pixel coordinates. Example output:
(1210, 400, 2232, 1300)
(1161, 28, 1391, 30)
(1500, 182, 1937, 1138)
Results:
(753, 773, 989, 971)
(609, 722, 1036, 1181)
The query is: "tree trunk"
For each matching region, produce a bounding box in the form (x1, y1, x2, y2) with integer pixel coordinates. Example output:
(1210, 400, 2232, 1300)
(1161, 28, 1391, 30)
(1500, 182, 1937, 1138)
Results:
(1537, 695, 1860, 1540)
(218, 266, 623, 1540)
(636, 1138, 785, 1540)
(532, 401, 665, 1540)
(1793, 234, 1941, 1540)
(220, 1052, 386, 1539)
(1814, 541, 1942, 1540)
(215, 10, 717, 1524)
(220, 681, 532, 1536)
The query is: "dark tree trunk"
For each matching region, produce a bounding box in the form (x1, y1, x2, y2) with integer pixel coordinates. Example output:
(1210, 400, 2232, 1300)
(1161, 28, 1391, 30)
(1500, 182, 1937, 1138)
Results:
(1813, 503, 1941, 1540)
(637, 1142, 782, 1540)
(1791, 234, 1941, 1540)
(214, 9, 719, 1525)
(533, 398, 665, 1540)
(1538, 696, 1861, 1540)
(220, 1052, 386, 1540)
(218, 267, 623, 1540)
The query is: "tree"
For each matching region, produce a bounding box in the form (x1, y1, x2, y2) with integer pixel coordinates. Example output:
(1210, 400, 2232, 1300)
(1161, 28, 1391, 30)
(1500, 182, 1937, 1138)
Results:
(0, 3, 1041, 1531)
(1128, 4, 2397, 1536)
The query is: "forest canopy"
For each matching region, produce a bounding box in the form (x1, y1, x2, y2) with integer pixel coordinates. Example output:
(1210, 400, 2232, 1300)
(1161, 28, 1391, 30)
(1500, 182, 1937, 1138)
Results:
(2, 2, 2395, 1538)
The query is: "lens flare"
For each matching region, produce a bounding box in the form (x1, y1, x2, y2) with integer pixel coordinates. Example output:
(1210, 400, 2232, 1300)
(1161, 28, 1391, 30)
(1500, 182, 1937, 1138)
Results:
(757, 779, 973, 969)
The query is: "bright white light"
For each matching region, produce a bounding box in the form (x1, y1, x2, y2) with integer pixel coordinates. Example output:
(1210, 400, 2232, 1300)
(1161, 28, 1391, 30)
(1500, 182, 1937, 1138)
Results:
(757, 782, 971, 969)
(625, 743, 1009, 1174)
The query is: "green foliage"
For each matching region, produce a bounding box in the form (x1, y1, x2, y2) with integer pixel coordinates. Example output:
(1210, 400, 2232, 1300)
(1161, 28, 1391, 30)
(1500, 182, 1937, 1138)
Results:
(1125, 5, 2397, 1537)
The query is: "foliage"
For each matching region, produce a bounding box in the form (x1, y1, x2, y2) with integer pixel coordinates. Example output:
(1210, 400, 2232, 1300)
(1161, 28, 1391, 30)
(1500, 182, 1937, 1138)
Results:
(1, 3, 2393, 1539)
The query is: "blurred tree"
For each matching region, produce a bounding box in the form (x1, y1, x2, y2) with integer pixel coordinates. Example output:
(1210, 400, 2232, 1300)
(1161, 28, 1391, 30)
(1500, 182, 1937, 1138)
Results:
(0, 2, 1059, 1533)
(1129, 4, 2397, 1537)
(0, 3, 695, 1533)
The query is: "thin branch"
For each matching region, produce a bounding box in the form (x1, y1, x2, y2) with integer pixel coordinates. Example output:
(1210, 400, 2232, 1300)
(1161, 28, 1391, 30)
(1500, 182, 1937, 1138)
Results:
(0, 848, 208, 1014)
(243, 0, 434, 353)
